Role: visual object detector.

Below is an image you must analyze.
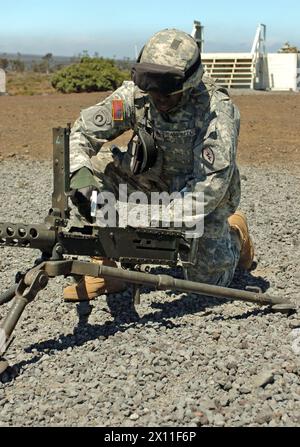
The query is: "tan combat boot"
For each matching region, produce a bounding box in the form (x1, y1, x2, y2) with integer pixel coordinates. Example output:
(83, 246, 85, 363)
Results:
(228, 211, 255, 270)
(63, 257, 126, 302)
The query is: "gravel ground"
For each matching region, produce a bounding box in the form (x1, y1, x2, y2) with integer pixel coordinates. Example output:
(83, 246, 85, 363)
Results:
(0, 157, 299, 427)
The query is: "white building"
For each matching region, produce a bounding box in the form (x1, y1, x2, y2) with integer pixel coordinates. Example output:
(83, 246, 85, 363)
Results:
(191, 22, 300, 91)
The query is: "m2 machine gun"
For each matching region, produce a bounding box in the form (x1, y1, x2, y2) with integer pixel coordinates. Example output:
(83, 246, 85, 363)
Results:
(0, 127, 296, 375)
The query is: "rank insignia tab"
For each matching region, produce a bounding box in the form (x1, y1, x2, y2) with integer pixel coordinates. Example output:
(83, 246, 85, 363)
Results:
(112, 99, 124, 121)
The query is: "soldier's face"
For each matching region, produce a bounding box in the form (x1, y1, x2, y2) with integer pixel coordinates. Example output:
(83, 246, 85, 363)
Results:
(148, 91, 182, 113)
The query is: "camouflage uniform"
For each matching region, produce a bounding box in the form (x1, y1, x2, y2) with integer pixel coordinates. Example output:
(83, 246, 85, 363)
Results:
(70, 31, 242, 287)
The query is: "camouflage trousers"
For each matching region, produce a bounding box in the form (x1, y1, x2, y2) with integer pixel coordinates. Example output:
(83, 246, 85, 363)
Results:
(71, 150, 241, 287)
(187, 227, 241, 286)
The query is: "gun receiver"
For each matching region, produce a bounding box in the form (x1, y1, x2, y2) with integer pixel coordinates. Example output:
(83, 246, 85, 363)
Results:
(0, 221, 187, 265)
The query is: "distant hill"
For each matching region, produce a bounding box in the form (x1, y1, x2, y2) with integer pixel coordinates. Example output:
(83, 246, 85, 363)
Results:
(0, 53, 74, 70)
(0, 53, 134, 71)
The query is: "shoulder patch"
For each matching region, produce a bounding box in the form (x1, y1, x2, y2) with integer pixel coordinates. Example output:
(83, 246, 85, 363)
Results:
(93, 109, 111, 127)
(112, 99, 124, 121)
(202, 147, 215, 165)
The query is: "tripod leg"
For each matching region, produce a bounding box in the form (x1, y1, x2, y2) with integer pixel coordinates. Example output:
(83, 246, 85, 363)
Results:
(0, 295, 27, 376)
(0, 285, 17, 305)
(0, 270, 48, 373)
(0, 295, 27, 357)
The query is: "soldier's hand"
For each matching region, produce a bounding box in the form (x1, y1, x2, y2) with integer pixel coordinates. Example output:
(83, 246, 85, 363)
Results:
(110, 145, 132, 175)
(70, 167, 99, 221)
(70, 185, 94, 204)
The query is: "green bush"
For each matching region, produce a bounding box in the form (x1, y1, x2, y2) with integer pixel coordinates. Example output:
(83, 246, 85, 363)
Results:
(51, 56, 130, 93)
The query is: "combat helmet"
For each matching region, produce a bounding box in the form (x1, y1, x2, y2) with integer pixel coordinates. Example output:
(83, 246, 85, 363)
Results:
(132, 28, 204, 95)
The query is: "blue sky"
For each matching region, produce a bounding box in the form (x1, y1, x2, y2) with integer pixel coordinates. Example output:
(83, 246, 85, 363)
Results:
(0, 0, 300, 57)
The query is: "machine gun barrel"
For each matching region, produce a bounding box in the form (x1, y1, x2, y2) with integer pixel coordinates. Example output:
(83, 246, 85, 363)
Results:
(0, 222, 56, 253)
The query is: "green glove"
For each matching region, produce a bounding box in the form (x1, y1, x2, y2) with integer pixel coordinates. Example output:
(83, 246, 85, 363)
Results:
(70, 167, 100, 223)
(70, 167, 99, 190)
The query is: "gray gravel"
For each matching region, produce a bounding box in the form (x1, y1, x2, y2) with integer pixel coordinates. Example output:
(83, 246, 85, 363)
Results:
(0, 156, 299, 427)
